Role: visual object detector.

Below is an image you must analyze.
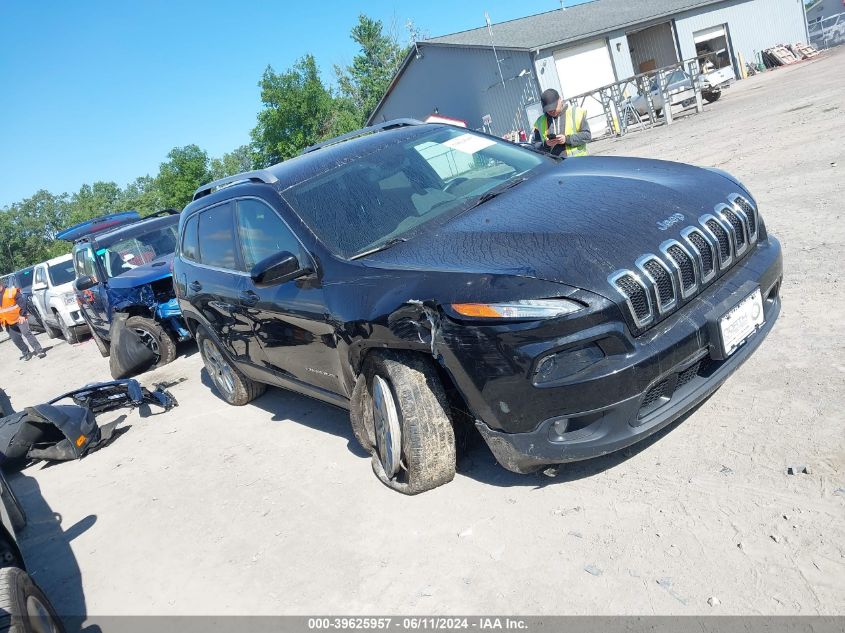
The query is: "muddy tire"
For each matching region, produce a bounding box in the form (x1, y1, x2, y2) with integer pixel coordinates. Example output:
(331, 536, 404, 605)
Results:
(0, 567, 65, 633)
(363, 351, 455, 495)
(55, 313, 79, 345)
(125, 316, 176, 367)
(90, 327, 110, 357)
(196, 327, 266, 406)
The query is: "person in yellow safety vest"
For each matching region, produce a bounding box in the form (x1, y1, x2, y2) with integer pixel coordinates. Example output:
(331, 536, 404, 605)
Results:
(532, 88, 591, 157)
(0, 280, 45, 361)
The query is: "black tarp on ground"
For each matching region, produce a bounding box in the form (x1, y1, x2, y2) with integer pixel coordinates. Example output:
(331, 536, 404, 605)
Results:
(0, 379, 177, 470)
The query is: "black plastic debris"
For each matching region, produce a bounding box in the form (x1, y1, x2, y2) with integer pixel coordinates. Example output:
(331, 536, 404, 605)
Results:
(109, 313, 157, 379)
(0, 379, 177, 470)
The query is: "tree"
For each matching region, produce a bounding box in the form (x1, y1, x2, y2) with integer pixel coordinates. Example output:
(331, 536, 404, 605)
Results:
(251, 55, 345, 166)
(65, 181, 123, 226)
(120, 175, 163, 216)
(156, 145, 211, 210)
(0, 190, 70, 272)
(335, 14, 406, 125)
(209, 145, 255, 180)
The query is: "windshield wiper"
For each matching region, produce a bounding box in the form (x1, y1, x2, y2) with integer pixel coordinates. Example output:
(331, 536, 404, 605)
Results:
(465, 177, 528, 211)
(349, 237, 408, 260)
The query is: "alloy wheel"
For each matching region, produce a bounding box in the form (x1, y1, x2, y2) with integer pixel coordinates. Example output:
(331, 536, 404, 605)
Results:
(133, 327, 161, 362)
(26, 594, 60, 633)
(372, 375, 402, 478)
(202, 338, 236, 397)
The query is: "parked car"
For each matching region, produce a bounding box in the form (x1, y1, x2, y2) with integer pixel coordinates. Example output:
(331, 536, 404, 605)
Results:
(0, 469, 65, 632)
(58, 210, 189, 366)
(174, 119, 782, 494)
(30, 254, 89, 344)
(630, 69, 722, 117)
(0, 269, 44, 334)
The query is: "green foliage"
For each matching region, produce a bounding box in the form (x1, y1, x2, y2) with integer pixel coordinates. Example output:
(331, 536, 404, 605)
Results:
(251, 55, 340, 167)
(209, 145, 256, 180)
(335, 14, 406, 124)
(155, 144, 211, 210)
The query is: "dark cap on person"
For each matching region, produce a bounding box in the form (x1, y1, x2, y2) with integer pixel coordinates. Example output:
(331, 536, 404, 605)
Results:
(541, 88, 560, 114)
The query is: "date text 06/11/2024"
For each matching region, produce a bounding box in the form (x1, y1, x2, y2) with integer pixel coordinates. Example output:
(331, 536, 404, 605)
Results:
(307, 617, 529, 630)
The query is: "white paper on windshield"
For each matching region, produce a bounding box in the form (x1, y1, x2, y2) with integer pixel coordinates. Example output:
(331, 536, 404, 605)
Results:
(443, 134, 496, 154)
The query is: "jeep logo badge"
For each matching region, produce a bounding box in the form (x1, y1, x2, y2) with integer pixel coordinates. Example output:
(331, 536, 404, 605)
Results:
(657, 213, 685, 231)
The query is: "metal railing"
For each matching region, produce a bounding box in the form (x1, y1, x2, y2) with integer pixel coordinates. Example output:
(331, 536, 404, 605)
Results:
(808, 11, 845, 49)
(560, 56, 714, 139)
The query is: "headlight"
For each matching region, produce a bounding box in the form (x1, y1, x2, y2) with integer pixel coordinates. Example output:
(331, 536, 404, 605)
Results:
(63, 293, 77, 306)
(450, 299, 583, 319)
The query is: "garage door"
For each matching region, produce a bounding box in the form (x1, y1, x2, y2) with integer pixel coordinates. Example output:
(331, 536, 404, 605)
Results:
(553, 39, 616, 131)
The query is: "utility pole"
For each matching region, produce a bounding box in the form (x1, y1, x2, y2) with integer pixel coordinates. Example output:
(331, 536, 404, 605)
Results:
(485, 12, 506, 88)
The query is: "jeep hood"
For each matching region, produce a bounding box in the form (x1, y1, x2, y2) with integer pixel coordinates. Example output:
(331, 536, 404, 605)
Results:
(107, 254, 174, 289)
(362, 156, 752, 298)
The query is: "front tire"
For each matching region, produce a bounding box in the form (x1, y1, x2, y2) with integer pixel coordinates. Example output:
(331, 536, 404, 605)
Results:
(0, 567, 65, 633)
(363, 352, 456, 495)
(196, 327, 266, 406)
(124, 316, 176, 367)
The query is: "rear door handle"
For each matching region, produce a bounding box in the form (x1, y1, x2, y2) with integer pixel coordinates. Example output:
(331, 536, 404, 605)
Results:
(189, 281, 203, 292)
(239, 290, 259, 306)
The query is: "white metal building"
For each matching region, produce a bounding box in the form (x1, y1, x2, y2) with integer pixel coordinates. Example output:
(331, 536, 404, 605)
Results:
(369, 0, 809, 135)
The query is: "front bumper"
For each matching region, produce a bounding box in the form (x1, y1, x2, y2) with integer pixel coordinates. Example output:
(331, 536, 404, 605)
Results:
(443, 238, 782, 474)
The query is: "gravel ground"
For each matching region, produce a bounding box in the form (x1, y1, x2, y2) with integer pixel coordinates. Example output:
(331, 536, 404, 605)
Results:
(1, 46, 842, 621)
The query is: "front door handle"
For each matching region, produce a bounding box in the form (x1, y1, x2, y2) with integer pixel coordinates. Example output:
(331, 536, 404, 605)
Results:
(239, 290, 259, 306)
(189, 281, 203, 292)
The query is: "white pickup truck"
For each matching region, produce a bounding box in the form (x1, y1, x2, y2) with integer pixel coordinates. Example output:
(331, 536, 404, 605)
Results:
(30, 254, 89, 343)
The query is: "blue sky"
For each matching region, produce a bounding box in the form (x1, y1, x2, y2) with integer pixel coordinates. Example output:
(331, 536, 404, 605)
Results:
(0, 0, 585, 207)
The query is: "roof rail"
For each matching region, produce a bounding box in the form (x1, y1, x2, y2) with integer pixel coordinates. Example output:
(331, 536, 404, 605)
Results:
(192, 170, 279, 201)
(300, 118, 425, 155)
(143, 208, 181, 219)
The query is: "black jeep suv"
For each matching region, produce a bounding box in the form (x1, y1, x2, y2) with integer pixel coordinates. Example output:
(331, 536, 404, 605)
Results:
(174, 120, 782, 494)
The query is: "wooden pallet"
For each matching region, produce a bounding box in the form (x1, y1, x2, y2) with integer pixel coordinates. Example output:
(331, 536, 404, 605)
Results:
(791, 42, 820, 59)
(766, 46, 799, 65)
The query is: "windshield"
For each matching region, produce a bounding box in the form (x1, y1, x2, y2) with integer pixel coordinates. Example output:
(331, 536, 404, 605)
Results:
(284, 127, 547, 259)
(95, 225, 178, 278)
(16, 267, 34, 292)
(48, 260, 76, 286)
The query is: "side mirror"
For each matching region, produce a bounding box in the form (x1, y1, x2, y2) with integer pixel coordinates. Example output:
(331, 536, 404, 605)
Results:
(250, 251, 312, 286)
(31, 281, 47, 292)
(75, 275, 96, 291)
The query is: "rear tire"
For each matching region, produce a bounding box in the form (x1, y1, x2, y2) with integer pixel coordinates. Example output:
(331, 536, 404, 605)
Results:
(55, 313, 79, 345)
(196, 327, 266, 406)
(0, 567, 65, 633)
(125, 316, 176, 367)
(363, 351, 456, 495)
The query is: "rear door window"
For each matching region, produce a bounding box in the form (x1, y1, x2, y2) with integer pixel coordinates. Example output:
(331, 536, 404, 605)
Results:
(235, 199, 302, 271)
(181, 214, 199, 262)
(198, 202, 238, 270)
(34, 266, 46, 286)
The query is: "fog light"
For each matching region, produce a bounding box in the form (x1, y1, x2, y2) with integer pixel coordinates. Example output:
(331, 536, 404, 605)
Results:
(552, 418, 570, 435)
(534, 344, 604, 384)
